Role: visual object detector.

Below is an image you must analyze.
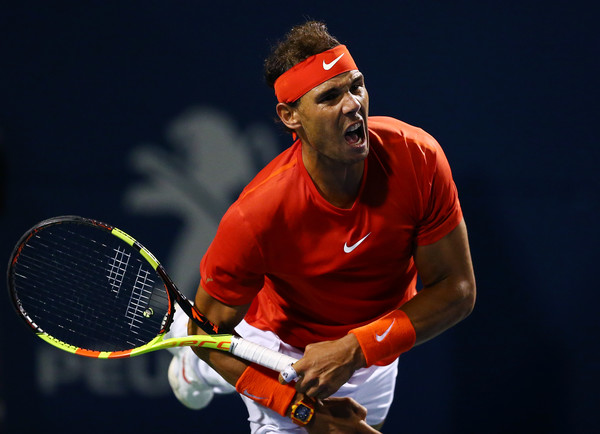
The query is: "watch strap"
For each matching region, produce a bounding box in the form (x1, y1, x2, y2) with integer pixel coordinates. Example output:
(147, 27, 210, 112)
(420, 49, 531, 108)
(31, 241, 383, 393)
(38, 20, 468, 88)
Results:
(290, 398, 315, 426)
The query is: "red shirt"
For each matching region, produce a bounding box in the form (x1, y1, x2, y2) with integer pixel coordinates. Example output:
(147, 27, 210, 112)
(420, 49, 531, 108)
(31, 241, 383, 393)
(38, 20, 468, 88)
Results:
(201, 116, 462, 349)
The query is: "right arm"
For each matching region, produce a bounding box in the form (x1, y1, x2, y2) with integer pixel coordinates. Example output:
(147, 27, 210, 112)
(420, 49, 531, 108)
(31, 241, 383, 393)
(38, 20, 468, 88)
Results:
(188, 284, 251, 384)
(187, 283, 380, 434)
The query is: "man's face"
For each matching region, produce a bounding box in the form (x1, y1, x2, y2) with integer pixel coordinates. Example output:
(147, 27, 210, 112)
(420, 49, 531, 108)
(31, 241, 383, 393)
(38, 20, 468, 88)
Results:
(295, 70, 369, 166)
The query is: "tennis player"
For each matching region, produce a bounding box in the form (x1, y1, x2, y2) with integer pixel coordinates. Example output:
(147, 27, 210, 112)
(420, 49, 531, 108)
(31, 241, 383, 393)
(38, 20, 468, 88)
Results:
(168, 20, 476, 433)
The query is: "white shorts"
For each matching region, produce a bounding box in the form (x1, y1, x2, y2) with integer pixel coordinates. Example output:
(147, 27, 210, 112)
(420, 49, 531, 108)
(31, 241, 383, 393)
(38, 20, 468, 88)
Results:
(234, 320, 399, 434)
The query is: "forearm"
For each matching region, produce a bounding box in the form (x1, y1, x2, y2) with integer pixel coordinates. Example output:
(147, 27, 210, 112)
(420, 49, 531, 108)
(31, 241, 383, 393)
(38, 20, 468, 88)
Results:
(187, 316, 298, 417)
(406, 219, 477, 346)
(187, 285, 253, 385)
(188, 333, 251, 386)
(350, 220, 476, 366)
(400, 277, 476, 346)
(288, 279, 475, 396)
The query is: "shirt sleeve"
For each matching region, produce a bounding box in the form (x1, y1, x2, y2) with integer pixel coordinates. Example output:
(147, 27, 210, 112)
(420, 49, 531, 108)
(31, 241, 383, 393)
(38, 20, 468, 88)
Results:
(200, 204, 265, 305)
(415, 137, 463, 246)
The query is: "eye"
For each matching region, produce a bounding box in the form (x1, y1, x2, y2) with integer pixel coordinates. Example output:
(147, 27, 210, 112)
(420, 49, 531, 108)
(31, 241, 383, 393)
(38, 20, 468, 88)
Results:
(318, 90, 340, 103)
(350, 80, 365, 94)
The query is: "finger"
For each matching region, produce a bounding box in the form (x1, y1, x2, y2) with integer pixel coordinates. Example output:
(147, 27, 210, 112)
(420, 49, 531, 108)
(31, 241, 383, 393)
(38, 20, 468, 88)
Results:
(279, 363, 299, 384)
(359, 421, 382, 434)
(323, 397, 368, 419)
(295, 375, 316, 395)
(352, 401, 368, 419)
(304, 383, 334, 401)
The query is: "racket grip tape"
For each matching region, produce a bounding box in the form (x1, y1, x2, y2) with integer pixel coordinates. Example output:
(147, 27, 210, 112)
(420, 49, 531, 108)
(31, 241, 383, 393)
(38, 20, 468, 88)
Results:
(230, 336, 298, 372)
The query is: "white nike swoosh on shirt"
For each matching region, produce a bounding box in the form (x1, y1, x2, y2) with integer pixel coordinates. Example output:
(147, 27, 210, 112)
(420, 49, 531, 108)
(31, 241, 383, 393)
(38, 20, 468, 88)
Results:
(322, 53, 345, 70)
(375, 319, 395, 342)
(344, 232, 371, 253)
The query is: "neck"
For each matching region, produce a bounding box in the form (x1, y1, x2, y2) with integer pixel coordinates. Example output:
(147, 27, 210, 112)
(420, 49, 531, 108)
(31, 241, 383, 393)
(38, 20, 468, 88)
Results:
(301, 149, 365, 209)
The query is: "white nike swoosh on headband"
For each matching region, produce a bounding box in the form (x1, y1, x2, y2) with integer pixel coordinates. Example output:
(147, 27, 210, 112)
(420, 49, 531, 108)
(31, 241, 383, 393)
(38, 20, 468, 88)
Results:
(323, 53, 345, 70)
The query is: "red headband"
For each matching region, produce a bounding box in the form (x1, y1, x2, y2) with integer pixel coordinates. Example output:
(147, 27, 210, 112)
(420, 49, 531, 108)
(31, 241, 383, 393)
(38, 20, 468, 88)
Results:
(274, 45, 358, 103)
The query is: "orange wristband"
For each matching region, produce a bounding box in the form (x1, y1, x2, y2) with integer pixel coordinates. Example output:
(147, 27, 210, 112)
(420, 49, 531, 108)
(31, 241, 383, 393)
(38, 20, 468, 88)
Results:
(348, 310, 416, 367)
(235, 364, 297, 416)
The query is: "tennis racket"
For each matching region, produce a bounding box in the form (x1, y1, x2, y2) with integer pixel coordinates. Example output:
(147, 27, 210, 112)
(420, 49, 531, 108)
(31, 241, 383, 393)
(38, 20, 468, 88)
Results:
(7, 215, 297, 373)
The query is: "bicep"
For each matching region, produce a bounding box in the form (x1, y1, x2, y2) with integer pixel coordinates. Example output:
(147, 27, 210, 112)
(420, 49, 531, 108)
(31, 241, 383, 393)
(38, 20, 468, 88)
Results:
(414, 218, 475, 291)
(402, 219, 476, 345)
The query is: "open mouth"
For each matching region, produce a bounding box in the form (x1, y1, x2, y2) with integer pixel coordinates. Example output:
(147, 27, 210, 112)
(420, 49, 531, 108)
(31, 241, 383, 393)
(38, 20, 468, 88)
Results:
(344, 121, 365, 145)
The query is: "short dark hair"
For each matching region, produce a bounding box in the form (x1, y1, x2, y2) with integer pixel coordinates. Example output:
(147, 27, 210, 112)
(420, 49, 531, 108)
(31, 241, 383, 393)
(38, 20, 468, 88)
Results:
(264, 21, 341, 90)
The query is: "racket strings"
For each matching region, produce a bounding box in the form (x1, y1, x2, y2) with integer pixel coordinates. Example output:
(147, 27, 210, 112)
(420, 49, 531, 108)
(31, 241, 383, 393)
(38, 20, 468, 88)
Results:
(12, 223, 170, 352)
(107, 245, 131, 296)
(124, 262, 155, 329)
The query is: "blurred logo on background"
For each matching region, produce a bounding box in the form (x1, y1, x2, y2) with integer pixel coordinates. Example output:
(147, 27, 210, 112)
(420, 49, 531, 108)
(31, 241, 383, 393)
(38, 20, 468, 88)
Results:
(125, 105, 279, 296)
(36, 106, 279, 398)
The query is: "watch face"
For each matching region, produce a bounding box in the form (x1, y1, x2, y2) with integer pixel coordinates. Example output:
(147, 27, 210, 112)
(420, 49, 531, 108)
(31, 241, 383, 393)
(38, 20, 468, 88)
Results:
(294, 404, 312, 421)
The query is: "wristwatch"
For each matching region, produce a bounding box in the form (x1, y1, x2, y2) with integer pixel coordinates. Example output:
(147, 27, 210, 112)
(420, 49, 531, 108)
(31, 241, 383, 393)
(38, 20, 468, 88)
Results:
(290, 398, 315, 426)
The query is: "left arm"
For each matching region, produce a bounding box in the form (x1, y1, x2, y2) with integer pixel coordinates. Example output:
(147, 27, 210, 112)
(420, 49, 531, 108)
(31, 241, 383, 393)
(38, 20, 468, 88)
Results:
(402, 218, 476, 345)
(287, 219, 476, 399)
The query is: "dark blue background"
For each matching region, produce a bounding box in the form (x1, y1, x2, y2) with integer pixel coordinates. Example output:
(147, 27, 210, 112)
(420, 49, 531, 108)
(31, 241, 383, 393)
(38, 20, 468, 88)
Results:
(1, 1, 598, 433)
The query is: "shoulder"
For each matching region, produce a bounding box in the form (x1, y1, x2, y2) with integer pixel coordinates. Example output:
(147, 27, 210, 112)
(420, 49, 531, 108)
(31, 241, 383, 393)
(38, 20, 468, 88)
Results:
(368, 116, 441, 153)
(368, 116, 444, 172)
(238, 142, 299, 198)
(224, 141, 301, 225)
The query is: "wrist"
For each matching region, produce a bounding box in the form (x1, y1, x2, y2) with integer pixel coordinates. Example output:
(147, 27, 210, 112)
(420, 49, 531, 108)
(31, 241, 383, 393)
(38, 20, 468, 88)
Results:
(348, 309, 416, 367)
(235, 364, 296, 416)
(288, 394, 317, 427)
(345, 332, 367, 370)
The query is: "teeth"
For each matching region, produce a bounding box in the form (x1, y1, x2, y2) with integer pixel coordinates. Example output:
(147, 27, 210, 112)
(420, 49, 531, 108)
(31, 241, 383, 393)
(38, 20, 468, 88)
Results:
(347, 123, 361, 133)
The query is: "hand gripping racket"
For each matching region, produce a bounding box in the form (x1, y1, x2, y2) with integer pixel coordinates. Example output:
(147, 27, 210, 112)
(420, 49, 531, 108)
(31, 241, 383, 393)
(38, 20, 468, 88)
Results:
(7, 215, 297, 374)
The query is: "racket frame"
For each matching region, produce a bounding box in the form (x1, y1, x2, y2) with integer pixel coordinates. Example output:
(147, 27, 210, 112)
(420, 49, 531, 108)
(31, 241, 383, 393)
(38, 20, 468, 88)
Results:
(7, 216, 297, 372)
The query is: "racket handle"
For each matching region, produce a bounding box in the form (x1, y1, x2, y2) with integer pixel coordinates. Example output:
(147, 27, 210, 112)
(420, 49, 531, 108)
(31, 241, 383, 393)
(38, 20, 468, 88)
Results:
(230, 336, 298, 372)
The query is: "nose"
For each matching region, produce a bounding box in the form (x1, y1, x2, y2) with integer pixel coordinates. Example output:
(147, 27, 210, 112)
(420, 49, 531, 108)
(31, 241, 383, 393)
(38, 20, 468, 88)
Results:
(342, 91, 361, 115)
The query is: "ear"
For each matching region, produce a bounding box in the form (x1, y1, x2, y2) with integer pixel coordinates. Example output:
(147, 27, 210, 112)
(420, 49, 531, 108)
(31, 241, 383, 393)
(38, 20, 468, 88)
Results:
(276, 102, 302, 131)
